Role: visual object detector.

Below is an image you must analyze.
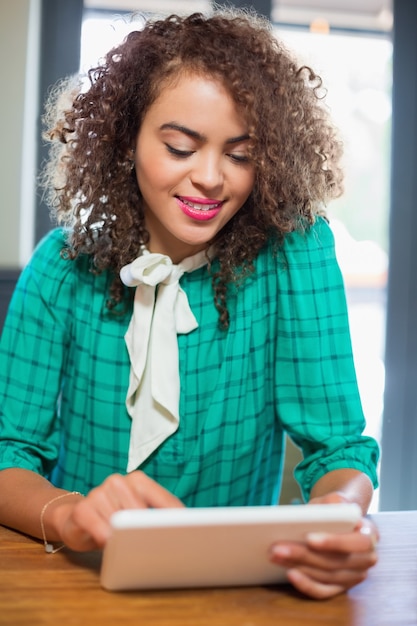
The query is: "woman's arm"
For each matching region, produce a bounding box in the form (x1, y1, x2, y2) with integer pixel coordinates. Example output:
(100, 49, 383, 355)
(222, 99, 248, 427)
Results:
(309, 468, 374, 513)
(0, 467, 183, 552)
(0, 468, 81, 541)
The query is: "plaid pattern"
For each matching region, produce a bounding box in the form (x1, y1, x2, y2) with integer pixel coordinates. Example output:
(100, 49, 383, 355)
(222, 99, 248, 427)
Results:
(0, 218, 379, 504)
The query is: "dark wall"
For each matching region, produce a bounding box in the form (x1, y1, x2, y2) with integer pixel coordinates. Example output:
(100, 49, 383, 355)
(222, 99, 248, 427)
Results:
(379, 0, 417, 510)
(0, 271, 21, 331)
(220, 0, 272, 17)
(35, 0, 83, 244)
(0, 0, 82, 333)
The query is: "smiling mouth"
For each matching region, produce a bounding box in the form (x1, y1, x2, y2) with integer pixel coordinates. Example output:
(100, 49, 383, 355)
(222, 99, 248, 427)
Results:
(175, 196, 223, 222)
(177, 197, 223, 211)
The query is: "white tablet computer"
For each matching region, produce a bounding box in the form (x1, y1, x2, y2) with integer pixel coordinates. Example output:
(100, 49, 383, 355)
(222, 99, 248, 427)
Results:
(100, 503, 361, 591)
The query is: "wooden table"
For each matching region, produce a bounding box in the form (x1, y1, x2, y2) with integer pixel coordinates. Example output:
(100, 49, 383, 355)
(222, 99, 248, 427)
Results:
(0, 511, 415, 625)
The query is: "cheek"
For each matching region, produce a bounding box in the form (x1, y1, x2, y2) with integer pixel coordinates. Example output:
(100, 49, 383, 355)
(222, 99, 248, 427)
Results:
(135, 154, 185, 193)
(236, 169, 255, 203)
(134, 143, 164, 187)
(135, 159, 162, 194)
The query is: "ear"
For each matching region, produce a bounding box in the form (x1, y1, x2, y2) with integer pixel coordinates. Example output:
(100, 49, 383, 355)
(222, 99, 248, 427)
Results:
(126, 147, 136, 161)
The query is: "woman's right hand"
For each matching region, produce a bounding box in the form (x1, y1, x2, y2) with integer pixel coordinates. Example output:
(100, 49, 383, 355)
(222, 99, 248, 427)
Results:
(51, 471, 184, 552)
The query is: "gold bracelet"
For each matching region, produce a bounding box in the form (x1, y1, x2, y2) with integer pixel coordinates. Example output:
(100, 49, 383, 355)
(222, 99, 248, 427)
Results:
(40, 491, 82, 554)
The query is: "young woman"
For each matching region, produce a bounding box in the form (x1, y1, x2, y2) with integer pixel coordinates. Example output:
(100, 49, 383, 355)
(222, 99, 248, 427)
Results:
(0, 9, 379, 599)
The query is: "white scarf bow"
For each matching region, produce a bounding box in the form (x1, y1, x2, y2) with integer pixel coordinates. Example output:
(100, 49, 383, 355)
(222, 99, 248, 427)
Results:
(120, 249, 208, 472)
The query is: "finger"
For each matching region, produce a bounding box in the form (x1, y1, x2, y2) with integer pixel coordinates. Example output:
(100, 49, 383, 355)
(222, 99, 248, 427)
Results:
(271, 539, 378, 572)
(90, 471, 184, 512)
(306, 525, 379, 556)
(286, 568, 346, 600)
(60, 499, 110, 550)
(271, 542, 350, 571)
(358, 519, 380, 550)
(62, 524, 100, 551)
(58, 473, 184, 552)
(62, 478, 148, 550)
(87, 479, 127, 517)
(126, 471, 185, 508)
(67, 473, 183, 548)
(97, 473, 147, 511)
(290, 562, 369, 587)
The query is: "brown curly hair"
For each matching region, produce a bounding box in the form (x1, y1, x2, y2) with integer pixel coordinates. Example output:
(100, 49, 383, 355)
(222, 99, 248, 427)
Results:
(41, 8, 344, 328)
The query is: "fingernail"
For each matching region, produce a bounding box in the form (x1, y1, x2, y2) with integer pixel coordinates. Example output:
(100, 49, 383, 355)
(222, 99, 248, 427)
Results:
(306, 532, 328, 545)
(287, 568, 302, 583)
(271, 545, 291, 558)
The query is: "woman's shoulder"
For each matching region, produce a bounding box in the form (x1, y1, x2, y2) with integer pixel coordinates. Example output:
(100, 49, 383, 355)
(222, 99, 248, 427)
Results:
(281, 216, 335, 254)
(30, 226, 69, 263)
(18, 228, 83, 305)
(27, 228, 72, 279)
(257, 216, 335, 267)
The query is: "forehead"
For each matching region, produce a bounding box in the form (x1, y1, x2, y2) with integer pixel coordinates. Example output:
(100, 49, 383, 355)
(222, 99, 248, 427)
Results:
(143, 72, 248, 131)
(153, 70, 225, 103)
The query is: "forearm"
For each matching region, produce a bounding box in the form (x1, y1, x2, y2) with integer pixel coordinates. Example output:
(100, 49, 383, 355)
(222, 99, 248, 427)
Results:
(0, 467, 82, 542)
(309, 468, 374, 514)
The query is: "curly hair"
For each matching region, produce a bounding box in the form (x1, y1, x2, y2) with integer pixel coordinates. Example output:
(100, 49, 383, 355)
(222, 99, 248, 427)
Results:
(41, 8, 344, 328)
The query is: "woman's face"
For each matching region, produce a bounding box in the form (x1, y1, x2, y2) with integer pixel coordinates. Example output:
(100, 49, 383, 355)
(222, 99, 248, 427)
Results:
(134, 72, 255, 262)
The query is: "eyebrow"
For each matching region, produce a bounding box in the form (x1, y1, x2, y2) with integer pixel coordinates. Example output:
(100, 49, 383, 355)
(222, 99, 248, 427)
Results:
(160, 123, 250, 145)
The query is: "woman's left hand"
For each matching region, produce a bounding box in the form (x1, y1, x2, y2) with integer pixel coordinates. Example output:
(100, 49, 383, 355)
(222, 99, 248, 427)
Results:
(269, 495, 379, 599)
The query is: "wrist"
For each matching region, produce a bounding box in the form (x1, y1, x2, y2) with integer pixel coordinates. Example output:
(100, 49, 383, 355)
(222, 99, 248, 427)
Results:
(40, 491, 83, 553)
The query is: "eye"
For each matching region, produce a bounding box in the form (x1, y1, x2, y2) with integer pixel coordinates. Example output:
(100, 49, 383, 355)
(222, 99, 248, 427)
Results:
(165, 144, 194, 158)
(228, 153, 250, 164)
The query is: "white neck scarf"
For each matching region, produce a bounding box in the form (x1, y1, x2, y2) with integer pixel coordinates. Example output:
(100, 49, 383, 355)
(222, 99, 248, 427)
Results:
(120, 249, 209, 472)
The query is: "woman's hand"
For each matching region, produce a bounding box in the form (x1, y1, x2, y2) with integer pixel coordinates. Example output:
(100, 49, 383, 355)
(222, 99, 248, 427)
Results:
(51, 471, 184, 552)
(270, 493, 379, 599)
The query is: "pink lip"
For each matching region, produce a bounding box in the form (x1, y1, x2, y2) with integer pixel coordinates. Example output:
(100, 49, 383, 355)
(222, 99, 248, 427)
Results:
(175, 196, 223, 222)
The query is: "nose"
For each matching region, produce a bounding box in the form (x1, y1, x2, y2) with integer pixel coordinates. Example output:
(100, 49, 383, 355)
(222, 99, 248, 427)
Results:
(189, 151, 224, 193)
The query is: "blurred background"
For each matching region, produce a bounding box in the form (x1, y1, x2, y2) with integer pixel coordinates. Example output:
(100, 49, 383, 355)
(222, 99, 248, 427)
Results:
(1, 0, 416, 512)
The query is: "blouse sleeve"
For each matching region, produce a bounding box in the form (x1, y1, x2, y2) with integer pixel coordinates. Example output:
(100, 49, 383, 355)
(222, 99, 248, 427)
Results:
(274, 217, 380, 501)
(0, 229, 74, 476)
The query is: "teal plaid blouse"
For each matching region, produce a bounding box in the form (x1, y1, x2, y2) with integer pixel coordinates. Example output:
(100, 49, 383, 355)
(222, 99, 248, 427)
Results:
(0, 217, 379, 504)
